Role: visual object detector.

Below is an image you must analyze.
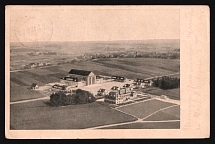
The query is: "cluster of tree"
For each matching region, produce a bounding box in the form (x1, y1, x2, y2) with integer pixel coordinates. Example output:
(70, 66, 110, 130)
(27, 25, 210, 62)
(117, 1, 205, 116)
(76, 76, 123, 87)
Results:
(50, 89, 96, 106)
(55, 50, 180, 66)
(43, 52, 57, 55)
(27, 52, 57, 56)
(136, 52, 180, 59)
(152, 76, 180, 90)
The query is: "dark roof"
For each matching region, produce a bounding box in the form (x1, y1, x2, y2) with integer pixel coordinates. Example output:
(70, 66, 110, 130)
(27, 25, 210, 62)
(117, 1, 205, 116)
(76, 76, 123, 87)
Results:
(62, 76, 85, 82)
(69, 69, 93, 76)
(143, 80, 150, 83)
(112, 76, 126, 80)
(123, 84, 130, 87)
(136, 79, 150, 83)
(96, 75, 103, 79)
(98, 89, 106, 92)
(111, 86, 119, 90)
(109, 91, 118, 95)
(31, 83, 37, 87)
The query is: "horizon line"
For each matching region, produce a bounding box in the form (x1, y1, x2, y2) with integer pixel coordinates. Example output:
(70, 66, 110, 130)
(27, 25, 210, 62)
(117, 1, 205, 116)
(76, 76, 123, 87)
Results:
(10, 39, 180, 43)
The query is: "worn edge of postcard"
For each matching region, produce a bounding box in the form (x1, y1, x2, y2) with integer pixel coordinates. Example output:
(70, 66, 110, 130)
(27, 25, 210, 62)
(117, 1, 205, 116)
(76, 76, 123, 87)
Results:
(5, 5, 210, 139)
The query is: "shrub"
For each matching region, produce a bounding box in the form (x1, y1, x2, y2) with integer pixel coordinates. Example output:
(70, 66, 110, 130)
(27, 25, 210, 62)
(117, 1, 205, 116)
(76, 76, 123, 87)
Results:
(75, 89, 96, 103)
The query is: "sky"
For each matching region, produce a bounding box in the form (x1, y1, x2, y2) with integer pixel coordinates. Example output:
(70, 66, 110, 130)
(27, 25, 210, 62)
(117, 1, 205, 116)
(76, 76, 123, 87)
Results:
(10, 7, 180, 42)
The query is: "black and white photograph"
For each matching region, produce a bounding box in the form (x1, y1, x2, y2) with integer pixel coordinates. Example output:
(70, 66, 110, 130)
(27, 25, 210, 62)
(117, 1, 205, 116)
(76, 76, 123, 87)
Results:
(5, 6, 209, 138)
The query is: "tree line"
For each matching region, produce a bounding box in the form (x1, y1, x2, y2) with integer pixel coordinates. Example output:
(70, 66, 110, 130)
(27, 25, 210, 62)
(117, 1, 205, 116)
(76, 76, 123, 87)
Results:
(152, 76, 180, 90)
(71, 51, 180, 63)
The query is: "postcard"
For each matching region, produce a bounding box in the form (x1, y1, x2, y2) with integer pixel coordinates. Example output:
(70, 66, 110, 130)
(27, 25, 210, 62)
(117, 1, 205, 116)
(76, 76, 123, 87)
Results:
(5, 5, 210, 139)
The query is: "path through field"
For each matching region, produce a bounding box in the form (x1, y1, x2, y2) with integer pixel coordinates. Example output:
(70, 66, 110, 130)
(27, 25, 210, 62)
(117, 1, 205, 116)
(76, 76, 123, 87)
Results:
(10, 87, 52, 105)
(86, 99, 179, 129)
(10, 96, 50, 105)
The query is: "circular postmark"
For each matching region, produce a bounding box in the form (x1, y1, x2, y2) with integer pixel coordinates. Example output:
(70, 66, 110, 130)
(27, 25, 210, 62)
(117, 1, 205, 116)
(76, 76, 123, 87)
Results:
(15, 15, 53, 48)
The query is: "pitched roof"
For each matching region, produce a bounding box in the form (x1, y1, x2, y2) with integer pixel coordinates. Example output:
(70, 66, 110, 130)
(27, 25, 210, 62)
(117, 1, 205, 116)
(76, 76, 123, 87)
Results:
(98, 88, 106, 92)
(31, 83, 38, 87)
(112, 76, 126, 80)
(69, 69, 93, 76)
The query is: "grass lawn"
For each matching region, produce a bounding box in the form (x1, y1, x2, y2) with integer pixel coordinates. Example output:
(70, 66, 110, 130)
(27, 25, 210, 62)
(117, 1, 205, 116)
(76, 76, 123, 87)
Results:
(10, 86, 45, 102)
(10, 100, 137, 130)
(10, 81, 20, 87)
(99, 121, 180, 129)
(117, 99, 176, 119)
(25, 68, 58, 75)
(168, 73, 180, 78)
(19, 71, 60, 84)
(42, 66, 68, 75)
(142, 87, 180, 100)
(143, 105, 180, 121)
(10, 73, 45, 86)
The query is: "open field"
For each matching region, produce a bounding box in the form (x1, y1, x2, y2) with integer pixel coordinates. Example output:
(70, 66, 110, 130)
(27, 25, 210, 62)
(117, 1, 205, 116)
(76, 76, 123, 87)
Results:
(116, 99, 176, 119)
(57, 58, 180, 79)
(143, 105, 180, 121)
(85, 98, 180, 129)
(99, 121, 180, 129)
(142, 87, 180, 100)
(10, 58, 180, 81)
(10, 101, 137, 129)
(10, 86, 45, 102)
(10, 98, 180, 129)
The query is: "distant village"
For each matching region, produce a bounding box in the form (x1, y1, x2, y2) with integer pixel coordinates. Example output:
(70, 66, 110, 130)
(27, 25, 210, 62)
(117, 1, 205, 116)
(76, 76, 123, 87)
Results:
(58, 50, 179, 65)
(24, 61, 53, 69)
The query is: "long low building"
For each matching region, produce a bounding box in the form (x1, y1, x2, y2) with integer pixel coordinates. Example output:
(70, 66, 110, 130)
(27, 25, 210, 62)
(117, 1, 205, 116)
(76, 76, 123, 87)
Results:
(111, 76, 127, 82)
